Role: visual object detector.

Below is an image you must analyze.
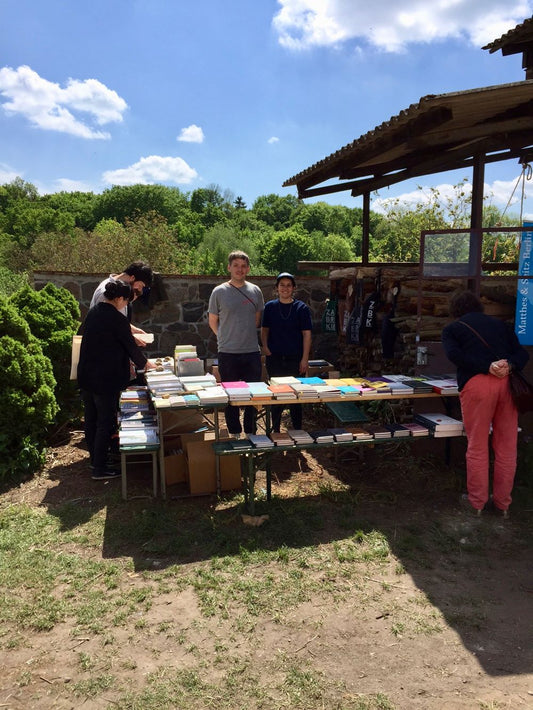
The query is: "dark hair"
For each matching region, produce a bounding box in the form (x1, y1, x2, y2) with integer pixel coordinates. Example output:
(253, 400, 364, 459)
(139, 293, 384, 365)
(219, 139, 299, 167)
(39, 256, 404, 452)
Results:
(104, 279, 133, 302)
(124, 261, 153, 288)
(449, 290, 484, 318)
(228, 250, 250, 266)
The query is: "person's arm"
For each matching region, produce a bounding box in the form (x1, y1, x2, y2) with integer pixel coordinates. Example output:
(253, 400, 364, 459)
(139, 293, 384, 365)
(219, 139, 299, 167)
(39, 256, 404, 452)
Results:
(208, 313, 219, 335)
(255, 309, 262, 329)
(261, 327, 271, 356)
(299, 330, 312, 374)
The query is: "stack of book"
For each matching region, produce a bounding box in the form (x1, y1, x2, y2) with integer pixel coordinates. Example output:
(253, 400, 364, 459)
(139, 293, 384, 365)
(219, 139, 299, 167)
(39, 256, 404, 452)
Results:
(384, 423, 411, 438)
(247, 381, 273, 401)
(315, 384, 342, 399)
(119, 388, 159, 447)
(247, 434, 275, 448)
(327, 428, 353, 442)
(287, 429, 315, 444)
(346, 426, 374, 441)
(222, 381, 251, 401)
(269, 375, 300, 386)
(146, 372, 184, 397)
(309, 430, 335, 443)
(424, 377, 459, 395)
(414, 413, 464, 437)
(290, 382, 320, 399)
(402, 422, 429, 436)
(270, 431, 294, 446)
(366, 425, 392, 439)
(119, 387, 152, 411)
(196, 386, 229, 405)
(268, 383, 298, 400)
(179, 374, 218, 392)
(402, 378, 434, 394)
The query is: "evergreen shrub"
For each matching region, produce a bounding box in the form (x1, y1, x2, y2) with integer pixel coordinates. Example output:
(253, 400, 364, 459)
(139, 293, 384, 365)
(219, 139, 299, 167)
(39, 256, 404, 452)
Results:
(0, 298, 58, 480)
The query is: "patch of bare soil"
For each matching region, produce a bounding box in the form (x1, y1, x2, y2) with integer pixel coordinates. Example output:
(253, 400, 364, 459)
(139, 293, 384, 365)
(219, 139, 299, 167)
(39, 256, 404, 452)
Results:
(1, 428, 533, 709)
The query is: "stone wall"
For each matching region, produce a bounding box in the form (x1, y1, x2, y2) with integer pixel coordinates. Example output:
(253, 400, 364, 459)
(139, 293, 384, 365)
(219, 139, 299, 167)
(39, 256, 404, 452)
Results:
(34, 269, 530, 377)
(33, 271, 338, 362)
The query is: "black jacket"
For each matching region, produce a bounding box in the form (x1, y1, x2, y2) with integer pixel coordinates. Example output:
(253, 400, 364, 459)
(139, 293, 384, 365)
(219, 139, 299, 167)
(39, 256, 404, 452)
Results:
(442, 311, 529, 391)
(77, 302, 148, 394)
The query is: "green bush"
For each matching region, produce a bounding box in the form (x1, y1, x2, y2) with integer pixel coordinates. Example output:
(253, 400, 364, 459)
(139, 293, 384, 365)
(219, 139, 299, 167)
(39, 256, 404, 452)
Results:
(0, 298, 58, 479)
(9, 283, 81, 423)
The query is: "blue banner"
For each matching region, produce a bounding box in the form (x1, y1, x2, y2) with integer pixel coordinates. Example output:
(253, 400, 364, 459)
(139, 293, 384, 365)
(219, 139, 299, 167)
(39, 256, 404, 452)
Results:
(515, 222, 533, 345)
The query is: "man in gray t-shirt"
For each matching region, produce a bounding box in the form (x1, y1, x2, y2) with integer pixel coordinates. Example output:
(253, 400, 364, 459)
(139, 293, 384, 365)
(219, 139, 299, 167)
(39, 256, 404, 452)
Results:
(208, 251, 264, 435)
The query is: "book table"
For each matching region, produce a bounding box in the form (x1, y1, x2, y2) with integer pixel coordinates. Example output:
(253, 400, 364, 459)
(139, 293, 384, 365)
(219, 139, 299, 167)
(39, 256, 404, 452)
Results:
(152, 390, 458, 508)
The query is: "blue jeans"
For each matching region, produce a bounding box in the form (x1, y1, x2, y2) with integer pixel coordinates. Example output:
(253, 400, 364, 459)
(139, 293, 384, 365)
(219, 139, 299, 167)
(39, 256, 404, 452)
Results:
(218, 351, 262, 434)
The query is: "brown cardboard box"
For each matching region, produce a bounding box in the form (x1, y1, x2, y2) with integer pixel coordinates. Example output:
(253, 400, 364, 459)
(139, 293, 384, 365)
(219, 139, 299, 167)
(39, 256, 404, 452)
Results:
(160, 409, 206, 435)
(163, 436, 187, 485)
(185, 439, 242, 494)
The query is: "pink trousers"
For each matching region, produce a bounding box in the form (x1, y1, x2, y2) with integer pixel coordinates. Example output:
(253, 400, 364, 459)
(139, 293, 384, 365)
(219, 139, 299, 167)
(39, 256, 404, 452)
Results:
(459, 374, 518, 511)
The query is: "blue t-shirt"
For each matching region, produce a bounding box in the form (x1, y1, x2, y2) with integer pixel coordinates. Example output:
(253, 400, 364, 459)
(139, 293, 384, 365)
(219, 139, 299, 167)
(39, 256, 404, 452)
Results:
(262, 298, 312, 357)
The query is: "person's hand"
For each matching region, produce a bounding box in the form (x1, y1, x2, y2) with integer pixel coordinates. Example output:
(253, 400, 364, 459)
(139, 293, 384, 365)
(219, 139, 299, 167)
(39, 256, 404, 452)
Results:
(299, 358, 308, 375)
(145, 360, 157, 371)
(134, 336, 146, 347)
(489, 359, 510, 378)
(262, 345, 272, 356)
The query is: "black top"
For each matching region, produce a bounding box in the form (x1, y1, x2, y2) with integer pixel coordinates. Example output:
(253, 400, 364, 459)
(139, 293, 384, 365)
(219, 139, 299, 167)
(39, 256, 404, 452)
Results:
(442, 311, 529, 391)
(77, 302, 148, 394)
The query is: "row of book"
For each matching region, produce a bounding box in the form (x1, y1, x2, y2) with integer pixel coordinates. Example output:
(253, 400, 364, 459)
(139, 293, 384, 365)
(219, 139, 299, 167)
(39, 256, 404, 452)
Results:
(227, 414, 464, 449)
(144, 371, 459, 408)
(118, 386, 160, 447)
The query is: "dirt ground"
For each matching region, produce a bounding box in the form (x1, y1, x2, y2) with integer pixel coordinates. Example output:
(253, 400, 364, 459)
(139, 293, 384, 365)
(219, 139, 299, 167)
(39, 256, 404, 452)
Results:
(1, 427, 533, 709)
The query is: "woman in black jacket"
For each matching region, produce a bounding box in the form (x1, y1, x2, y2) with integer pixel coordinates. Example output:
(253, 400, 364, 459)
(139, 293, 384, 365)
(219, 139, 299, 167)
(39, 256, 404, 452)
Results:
(77, 279, 154, 480)
(442, 290, 529, 517)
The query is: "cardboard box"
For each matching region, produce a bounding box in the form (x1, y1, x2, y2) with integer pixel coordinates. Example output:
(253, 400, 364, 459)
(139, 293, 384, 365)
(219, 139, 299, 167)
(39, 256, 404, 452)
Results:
(185, 439, 242, 495)
(164, 436, 187, 485)
(160, 409, 206, 435)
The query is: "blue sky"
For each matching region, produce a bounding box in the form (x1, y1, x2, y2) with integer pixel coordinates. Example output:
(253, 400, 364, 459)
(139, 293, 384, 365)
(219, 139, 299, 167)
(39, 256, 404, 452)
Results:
(1, 0, 533, 218)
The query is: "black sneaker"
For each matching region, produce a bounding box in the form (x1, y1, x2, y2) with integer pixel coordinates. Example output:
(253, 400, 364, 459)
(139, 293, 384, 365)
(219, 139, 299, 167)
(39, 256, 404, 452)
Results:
(92, 468, 121, 481)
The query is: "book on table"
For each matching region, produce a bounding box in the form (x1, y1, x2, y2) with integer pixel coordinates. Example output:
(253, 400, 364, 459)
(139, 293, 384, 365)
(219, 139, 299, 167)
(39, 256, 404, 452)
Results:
(270, 432, 294, 446)
(309, 430, 335, 443)
(268, 384, 298, 399)
(247, 434, 275, 448)
(326, 428, 353, 442)
(384, 423, 411, 437)
(401, 422, 429, 436)
(414, 413, 463, 431)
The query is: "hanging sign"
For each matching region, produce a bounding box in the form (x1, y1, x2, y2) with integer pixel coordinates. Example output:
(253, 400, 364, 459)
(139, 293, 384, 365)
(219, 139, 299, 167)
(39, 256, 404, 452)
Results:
(515, 222, 533, 345)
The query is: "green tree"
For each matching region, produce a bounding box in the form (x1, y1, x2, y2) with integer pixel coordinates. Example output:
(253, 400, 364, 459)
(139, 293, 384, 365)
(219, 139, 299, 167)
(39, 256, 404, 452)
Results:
(92, 184, 188, 226)
(251, 194, 301, 230)
(260, 225, 313, 274)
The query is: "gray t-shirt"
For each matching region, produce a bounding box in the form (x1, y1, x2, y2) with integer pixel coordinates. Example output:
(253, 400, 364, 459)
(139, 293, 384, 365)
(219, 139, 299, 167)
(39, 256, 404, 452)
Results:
(208, 281, 264, 353)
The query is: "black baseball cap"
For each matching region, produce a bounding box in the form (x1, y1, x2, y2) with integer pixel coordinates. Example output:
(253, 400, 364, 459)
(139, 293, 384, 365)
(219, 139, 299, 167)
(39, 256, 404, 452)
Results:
(276, 272, 295, 285)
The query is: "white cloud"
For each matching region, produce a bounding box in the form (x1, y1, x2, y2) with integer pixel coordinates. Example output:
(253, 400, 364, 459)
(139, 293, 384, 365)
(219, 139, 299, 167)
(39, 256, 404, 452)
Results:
(372, 178, 533, 214)
(0, 65, 127, 139)
(177, 124, 205, 143)
(102, 155, 198, 186)
(268, 136, 280, 144)
(273, 1, 532, 52)
(0, 163, 19, 183)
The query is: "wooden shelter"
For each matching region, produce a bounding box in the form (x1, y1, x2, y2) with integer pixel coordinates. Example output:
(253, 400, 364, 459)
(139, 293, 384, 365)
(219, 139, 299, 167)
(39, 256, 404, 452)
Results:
(283, 18, 533, 267)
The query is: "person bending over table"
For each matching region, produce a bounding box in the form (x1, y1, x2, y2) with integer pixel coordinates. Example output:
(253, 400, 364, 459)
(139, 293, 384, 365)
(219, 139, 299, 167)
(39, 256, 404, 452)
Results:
(261, 272, 312, 432)
(78, 279, 156, 480)
(208, 250, 264, 437)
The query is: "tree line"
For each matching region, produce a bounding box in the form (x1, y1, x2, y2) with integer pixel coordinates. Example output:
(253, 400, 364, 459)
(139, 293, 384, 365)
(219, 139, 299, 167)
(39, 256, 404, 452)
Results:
(0, 177, 521, 295)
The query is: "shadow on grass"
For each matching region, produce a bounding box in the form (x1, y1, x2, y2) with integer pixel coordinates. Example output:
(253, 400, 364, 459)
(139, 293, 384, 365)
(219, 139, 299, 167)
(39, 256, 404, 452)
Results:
(39, 437, 533, 679)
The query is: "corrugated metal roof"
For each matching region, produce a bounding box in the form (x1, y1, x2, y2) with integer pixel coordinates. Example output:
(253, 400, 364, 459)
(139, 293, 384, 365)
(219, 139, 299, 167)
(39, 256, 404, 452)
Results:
(283, 81, 533, 199)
